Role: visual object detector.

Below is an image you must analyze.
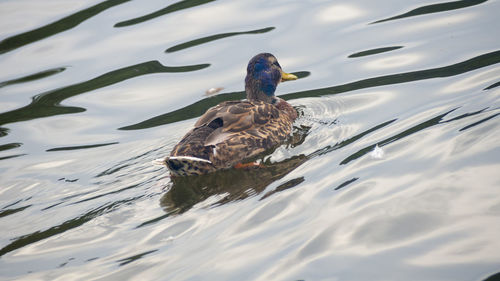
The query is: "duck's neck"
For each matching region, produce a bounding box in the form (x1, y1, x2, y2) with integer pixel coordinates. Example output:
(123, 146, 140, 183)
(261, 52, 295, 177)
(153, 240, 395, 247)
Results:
(245, 76, 276, 104)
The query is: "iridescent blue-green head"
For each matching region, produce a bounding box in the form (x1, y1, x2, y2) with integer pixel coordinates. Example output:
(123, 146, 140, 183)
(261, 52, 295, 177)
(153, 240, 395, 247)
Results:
(245, 53, 297, 103)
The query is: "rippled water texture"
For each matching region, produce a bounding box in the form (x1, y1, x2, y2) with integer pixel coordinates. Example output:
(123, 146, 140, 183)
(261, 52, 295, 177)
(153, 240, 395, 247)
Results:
(1, 0, 499, 280)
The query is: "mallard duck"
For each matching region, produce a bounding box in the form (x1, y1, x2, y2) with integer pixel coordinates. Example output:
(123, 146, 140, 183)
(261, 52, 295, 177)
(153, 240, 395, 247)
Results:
(165, 53, 298, 176)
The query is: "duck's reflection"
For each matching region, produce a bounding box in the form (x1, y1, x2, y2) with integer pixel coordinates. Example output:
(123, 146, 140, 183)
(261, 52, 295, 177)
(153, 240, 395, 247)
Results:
(160, 125, 310, 214)
(160, 154, 308, 214)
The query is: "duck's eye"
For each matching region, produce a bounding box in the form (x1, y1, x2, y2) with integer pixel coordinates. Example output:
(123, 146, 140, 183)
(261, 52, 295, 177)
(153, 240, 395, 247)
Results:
(273, 61, 281, 68)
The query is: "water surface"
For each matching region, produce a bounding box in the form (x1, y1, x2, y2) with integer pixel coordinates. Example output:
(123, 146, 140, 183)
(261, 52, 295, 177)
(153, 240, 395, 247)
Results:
(0, 0, 499, 280)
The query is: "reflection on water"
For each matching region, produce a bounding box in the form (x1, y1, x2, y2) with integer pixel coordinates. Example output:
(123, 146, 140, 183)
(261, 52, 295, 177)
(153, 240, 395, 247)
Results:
(46, 142, 119, 152)
(0, 61, 209, 128)
(161, 154, 308, 215)
(1, 0, 499, 279)
(114, 0, 216, 27)
(484, 81, 500, 90)
(0, 142, 24, 160)
(317, 4, 364, 22)
(371, 0, 488, 24)
(118, 71, 311, 130)
(0, 0, 131, 54)
(483, 272, 500, 281)
(0, 142, 22, 152)
(159, 124, 310, 216)
(348, 46, 403, 58)
(0, 67, 66, 88)
(119, 50, 499, 131)
(165, 27, 275, 53)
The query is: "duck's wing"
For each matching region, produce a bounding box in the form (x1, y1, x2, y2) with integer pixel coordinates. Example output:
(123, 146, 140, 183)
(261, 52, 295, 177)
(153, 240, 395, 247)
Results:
(196, 101, 280, 143)
(195, 101, 280, 149)
(172, 101, 274, 154)
(169, 100, 292, 174)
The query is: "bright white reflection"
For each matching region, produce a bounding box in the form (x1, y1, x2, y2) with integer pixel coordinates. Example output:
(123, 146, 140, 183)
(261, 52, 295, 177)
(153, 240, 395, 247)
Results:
(399, 13, 475, 33)
(317, 4, 364, 22)
(441, 67, 500, 93)
(370, 144, 385, 159)
(364, 54, 421, 70)
(28, 159, 74, 170)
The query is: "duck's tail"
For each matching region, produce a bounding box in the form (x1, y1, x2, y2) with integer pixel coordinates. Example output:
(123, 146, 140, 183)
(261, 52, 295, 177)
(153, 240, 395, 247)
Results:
(164, 156, 216, 177)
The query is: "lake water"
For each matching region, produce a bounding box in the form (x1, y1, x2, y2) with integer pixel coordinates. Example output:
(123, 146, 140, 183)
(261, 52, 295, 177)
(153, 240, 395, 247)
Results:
(1, 0, 499, 280)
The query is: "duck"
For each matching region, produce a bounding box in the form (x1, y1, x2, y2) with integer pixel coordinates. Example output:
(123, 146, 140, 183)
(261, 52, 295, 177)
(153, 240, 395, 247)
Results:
(165, 53, 298, 177)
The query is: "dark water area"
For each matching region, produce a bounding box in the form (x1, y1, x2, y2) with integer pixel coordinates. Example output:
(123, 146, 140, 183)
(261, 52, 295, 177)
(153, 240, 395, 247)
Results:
(0, 0, 499, 280)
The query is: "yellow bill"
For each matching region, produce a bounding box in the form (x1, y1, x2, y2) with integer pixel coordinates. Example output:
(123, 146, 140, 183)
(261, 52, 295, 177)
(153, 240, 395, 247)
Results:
(281, 71, 298, 82)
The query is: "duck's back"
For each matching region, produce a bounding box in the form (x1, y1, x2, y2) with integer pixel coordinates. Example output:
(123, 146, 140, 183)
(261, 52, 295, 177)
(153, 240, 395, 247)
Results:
(167, 100, 296, 176)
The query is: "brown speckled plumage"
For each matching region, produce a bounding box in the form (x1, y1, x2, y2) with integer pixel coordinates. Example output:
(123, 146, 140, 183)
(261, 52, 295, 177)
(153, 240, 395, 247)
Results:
(166, 53, 298, 176)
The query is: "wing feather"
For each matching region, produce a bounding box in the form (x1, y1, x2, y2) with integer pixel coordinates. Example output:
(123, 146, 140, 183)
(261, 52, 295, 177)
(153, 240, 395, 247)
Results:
(195, 101, 278, 135)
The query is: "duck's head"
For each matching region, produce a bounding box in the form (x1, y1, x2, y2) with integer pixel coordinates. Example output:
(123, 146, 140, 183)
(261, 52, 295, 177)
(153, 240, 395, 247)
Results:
(245, 53, 297, 103)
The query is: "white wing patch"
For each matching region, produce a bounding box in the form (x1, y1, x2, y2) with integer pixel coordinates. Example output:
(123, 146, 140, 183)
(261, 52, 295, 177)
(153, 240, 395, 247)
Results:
(168, 156, 212, 164)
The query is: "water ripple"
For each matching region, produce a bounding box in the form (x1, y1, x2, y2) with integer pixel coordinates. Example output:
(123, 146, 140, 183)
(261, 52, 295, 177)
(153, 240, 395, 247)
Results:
(0, 61, 210, 129)
(484, 81, 500, 90)
(0, 0, 131, 54)
(339, 108, 458, 165)
(0, 67, 66, 88)
(121, 50, 500, 130)
(348, 46, 403, 58)
(0, 0, 499, 279)
(371, 0, 488, 24)
(0, 196, 140, 257)
(114, 0, 216, 28)
(165, 27, 275, 53)
(46, 142, 119, 152)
